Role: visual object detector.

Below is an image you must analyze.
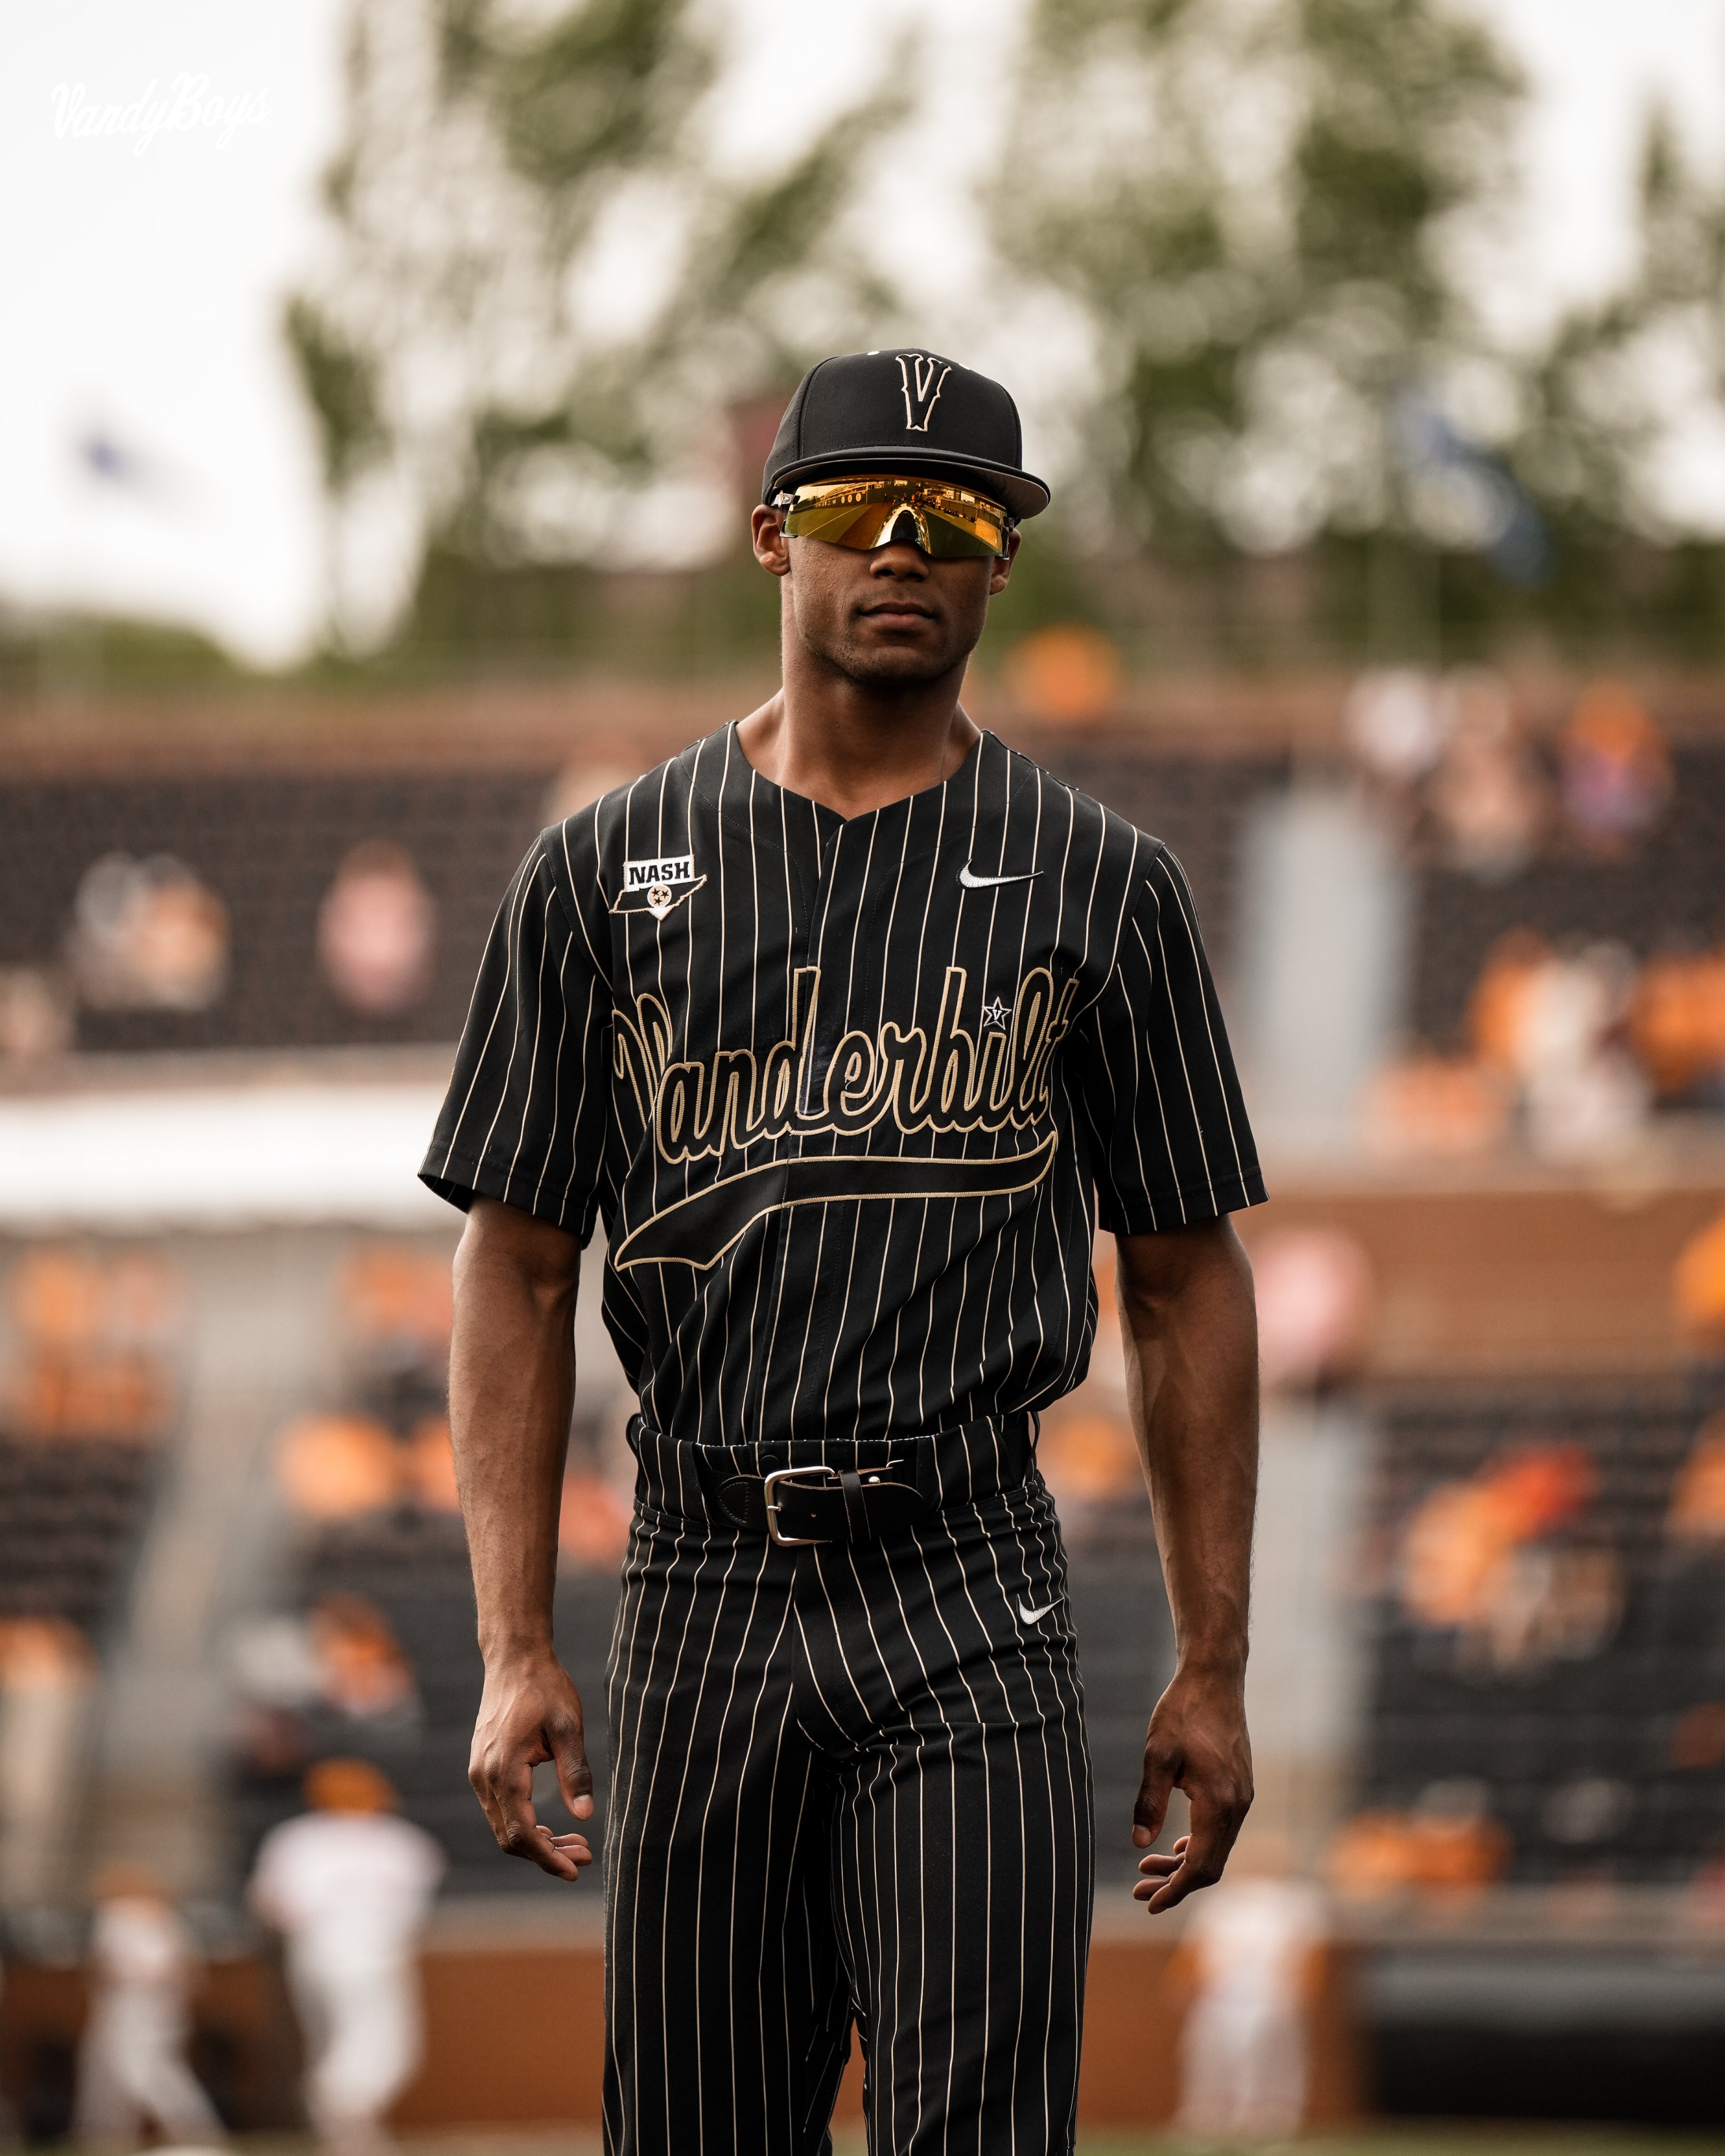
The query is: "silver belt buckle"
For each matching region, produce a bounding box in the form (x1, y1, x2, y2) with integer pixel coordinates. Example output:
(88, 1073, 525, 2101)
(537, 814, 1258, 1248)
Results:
(763, 1463, 839, 1546)
(762, 1459, 905, 1546)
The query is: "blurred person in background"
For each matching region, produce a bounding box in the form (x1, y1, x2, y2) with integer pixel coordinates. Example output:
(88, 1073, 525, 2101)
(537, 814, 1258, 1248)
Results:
(1558, 683, 1670, 854)
(1424, 668, 1548, 880)
(1170, 1832, 1326, 2142)
(248, 1759, 443, 2153)
(67, 854, 228, 1013)
(74, 1860, 224, 2150)
(316, 842, 437, 1016)
(0, 1619, 97, 1905)
(306, 1596, 420, 1726)
(1469, 931, 1649, 1163)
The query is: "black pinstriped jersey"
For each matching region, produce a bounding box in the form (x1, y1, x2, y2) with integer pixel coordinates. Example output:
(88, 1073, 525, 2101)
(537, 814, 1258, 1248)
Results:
(421, 722, 1265, 1446)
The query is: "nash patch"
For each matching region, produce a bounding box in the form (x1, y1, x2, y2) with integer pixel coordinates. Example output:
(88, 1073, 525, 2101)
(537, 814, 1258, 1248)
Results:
(616, 853, 705, 921)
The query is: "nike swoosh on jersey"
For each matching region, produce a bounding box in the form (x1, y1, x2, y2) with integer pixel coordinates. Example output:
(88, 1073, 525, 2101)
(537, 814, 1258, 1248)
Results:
(615, 1134, 1059, 1271)
(958, 864, 1041, 889)
(1015, 1596, 1062, 1624)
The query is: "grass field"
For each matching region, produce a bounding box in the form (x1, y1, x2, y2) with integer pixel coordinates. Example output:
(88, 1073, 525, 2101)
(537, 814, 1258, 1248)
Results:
(352, 2128, 1725, 2156)
(838, 2139, 1720, 2155)
(1051, 2139, 1724, 2156)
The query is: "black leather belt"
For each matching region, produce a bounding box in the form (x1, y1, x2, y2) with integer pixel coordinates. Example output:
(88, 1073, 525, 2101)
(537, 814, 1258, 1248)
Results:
(713, 1459, 930, 1545)
(689, 1416, 1036, 1546)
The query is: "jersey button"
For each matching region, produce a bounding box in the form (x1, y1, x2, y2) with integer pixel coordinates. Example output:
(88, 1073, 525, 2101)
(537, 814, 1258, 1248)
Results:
(760, 1449, 781, 1470)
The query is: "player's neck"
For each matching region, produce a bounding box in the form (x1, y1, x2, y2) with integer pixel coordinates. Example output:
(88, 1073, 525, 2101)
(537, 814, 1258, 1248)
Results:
(737, 672, 981, 822)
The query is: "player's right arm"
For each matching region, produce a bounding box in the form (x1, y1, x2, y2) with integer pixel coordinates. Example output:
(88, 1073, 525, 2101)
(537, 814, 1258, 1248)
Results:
(451, 1194, 596, 1881)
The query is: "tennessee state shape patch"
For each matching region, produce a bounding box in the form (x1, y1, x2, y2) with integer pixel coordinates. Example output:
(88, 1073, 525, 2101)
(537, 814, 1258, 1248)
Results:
(615, 853, 706, 920)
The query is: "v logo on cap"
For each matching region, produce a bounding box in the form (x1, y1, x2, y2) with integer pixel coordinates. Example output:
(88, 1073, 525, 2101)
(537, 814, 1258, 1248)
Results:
(898, 353, 951, 434)
(761, 348, 1052, 521)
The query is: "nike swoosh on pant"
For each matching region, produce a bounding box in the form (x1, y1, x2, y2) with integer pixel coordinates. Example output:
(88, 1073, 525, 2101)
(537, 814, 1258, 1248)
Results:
(959, 864, 1041, 889)
(1015, 1598, 1061, 1624)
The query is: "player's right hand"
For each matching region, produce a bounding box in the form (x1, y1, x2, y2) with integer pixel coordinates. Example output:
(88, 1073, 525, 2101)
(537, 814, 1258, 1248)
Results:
(469, 1654, 596, 1882)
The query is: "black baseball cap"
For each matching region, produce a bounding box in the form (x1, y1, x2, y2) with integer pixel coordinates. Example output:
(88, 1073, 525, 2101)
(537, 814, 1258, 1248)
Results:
(763, 350, 1051, 522)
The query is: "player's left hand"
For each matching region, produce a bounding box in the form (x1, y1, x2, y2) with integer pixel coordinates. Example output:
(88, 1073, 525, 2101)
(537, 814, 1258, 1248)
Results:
(1129, 1665, 1252, 1912)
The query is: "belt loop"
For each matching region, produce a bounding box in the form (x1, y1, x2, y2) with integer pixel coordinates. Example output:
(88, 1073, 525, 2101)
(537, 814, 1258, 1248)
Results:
(1013, 1411, 1036, 1483)
(840, 1467, 869, 1540)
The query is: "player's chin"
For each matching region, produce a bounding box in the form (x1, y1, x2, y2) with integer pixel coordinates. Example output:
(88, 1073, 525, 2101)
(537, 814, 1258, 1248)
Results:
(836, 634, 962, 688)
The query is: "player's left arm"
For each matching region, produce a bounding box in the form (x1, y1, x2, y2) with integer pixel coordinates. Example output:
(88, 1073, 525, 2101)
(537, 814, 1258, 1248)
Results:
(1113, 1215, 1258, 1912)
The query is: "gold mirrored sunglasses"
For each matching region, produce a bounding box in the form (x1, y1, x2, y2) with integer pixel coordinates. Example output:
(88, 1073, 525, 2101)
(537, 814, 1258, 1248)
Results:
(778, 475, 1013, 560)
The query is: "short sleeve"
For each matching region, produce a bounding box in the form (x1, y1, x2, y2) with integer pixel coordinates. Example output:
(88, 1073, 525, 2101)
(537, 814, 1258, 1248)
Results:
(419, 833, 612, 1241)
(1071, 843, 1266, 1233)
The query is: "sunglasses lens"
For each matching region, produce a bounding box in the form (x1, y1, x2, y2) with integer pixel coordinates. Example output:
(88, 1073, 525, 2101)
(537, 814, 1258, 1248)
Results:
(783, 479, 1009, 558)
(784, 500, 902, 549)
(921, 515, 1000, 561)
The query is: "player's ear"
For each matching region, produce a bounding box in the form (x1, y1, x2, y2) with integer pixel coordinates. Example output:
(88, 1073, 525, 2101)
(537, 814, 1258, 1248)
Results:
(988, 526, 1021, 597)
(751, 505, 792, 578)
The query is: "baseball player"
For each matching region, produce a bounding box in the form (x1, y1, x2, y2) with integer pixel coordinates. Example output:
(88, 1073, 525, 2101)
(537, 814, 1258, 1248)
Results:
(423, 350, 1264, 2155)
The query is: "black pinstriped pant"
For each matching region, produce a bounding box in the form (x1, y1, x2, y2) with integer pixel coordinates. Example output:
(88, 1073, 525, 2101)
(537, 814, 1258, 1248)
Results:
(602, 1419, 1094, 2156)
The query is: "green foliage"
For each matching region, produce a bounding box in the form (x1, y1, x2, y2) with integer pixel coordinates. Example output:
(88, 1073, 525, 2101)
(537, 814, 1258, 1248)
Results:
(288, 0, 908, 640)
(991, 0, 1725, 658)
(1509, 105, 1725, 542)
(281, 0, 1725, 674)
(283, 295, 385, 493)
(996, 0, 1523, 561)
(0, 616, 260, 698)
(1292, 0, 1515, 298)
(483, 0, 711, 197)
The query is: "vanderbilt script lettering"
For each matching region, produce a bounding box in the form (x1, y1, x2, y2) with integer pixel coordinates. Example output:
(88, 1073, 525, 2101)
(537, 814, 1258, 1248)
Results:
(612, 965, 1079, 1165)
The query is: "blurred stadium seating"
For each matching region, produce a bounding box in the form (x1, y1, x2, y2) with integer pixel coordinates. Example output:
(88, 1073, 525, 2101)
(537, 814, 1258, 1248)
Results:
(0, 734, 1278, 1057)
(224, 1233, 632, 1897)
(1410, 739, 1725, 1056)
(5, 679, 1725, 2128)
(0, 1246, 178, 1642)
(0, 766, 559, 1052)
(0, 1441, 162, 1638)
(1360, 1374, 1725, 1883)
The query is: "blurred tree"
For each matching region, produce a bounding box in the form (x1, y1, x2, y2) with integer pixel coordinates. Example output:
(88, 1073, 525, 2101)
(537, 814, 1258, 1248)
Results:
(288, 0, 905, 647)
(995, 0, 1524, 563)
(1456, 103, 1725, 656)
(288, 0, 1725, 673)
(1515, 109, 1725, 544)
(994, 0, 1725, 659)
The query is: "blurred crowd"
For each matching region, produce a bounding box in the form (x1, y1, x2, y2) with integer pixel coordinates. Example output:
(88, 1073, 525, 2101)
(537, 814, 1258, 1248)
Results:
(3, 672, 1719, 1187)
(0, 661, 1721, 2139)
(1346, 671, 1671, 875)
(1344, 671, 1719, 1164)
(0, 1252, 182, 1912)
(4, 1250, 181, 1445)
(0, 840, 441, 1063)
(228, 1241, 631, 1802)
(1037, 1196, 1725, 1934)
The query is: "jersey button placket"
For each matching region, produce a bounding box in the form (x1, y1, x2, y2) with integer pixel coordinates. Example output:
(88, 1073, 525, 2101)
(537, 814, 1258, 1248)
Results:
(793, 817, 869, 1424)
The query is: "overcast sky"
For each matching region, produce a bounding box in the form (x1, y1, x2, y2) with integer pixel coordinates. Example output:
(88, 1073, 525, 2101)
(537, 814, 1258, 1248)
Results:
(2, 0, 1722, 666)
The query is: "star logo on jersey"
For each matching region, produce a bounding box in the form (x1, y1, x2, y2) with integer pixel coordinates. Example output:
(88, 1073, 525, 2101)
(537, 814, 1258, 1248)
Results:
(897, 352, 950, 434)
(616, 852, 706, 920)
(981, 997, 1009, 1030)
